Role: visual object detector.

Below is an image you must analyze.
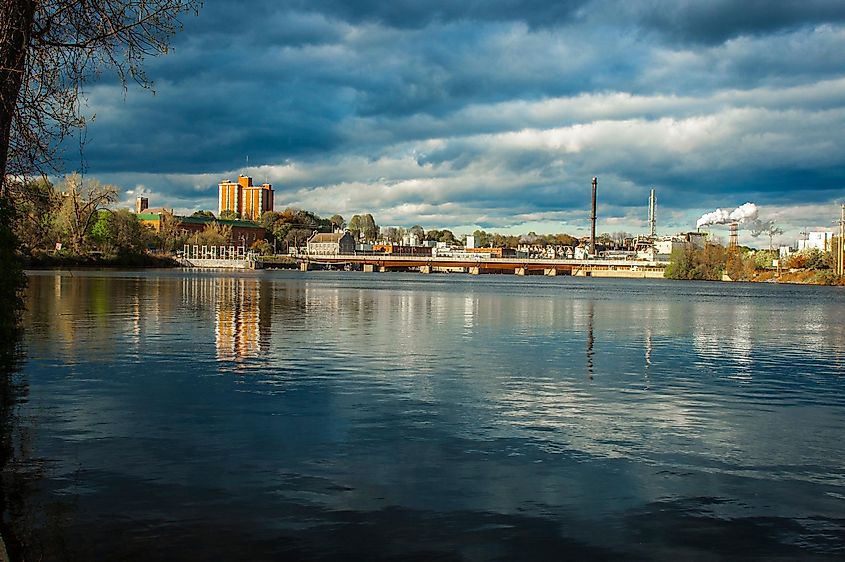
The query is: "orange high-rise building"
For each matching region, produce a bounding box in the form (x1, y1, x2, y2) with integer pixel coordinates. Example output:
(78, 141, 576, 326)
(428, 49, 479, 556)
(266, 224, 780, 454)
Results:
(218, 175, 274, 221)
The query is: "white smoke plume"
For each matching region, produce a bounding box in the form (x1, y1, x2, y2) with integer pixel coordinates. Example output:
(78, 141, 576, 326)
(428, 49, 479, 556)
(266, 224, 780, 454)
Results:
(696, 202, 759, 229)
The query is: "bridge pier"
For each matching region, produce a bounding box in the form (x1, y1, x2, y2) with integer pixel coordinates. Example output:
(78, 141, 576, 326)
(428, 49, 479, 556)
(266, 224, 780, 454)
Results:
(544, 268, 557, 276)
(300, 262, 310, 272)
(419, 265, 432, 274)
(379, 266, 388, 273)
(515, 267, 526, 276)
(469, 266, 480, 275)
(363, 264, 375, 273)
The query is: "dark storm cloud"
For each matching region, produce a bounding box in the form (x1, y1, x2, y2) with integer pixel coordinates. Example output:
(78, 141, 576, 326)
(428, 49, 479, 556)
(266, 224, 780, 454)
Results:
(72, 0, 845, 240)
(280, 0, 590, 29)
(619, 0, 845, 45)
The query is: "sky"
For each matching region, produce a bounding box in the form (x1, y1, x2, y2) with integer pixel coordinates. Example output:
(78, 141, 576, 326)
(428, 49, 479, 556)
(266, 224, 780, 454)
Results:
(76, 0, 845, 245)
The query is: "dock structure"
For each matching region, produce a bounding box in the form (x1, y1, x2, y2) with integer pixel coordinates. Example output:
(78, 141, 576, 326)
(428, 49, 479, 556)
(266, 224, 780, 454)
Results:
(283, 254, 666, 278)
(179, 244, 259, 269)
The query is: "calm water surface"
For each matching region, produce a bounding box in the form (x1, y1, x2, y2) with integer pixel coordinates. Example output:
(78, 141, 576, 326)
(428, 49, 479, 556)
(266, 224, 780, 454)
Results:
(5, 270, 845, 560)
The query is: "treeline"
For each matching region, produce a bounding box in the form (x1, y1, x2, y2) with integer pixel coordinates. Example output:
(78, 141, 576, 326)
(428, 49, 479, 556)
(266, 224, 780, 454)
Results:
(665, 244, 840, 283)
(11, 173, 601, 261)
(10, 174, 170, 264)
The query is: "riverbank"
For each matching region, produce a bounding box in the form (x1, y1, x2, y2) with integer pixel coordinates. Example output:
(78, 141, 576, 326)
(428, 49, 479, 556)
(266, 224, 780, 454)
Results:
(23, 251, 178, 269)
(743, 269, 845, 286)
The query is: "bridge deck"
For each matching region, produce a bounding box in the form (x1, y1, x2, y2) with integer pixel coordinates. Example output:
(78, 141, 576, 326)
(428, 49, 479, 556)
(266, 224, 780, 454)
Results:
(290, 254, 665, 272)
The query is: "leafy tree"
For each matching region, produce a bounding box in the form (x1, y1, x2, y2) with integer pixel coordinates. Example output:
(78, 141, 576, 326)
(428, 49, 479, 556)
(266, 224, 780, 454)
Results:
(725, 249, 756, 281)
(8, 176, 56, 251)
(665, 244, 728, 281)
(111, 209, 148, 254)
(156, 210, 185, 252)
(361, 213, 378, 241)
(409, 224, 424, 240)
(348, 214, 379, 242)
(192, 210, 215, 218)
(786, 248, 832, 270)
(381, 226, 402, 243)
(219, 210, 239, 220)
(330, 214, 345, 230)
(251, 239, 272, 255)
(664, 248, 697, 280)
(471, 230, 490, 247)
(54, 173, 118, 252)
(186, 223, 232, 247)
(425, 229, 457, 244)
(753, 249, 778, 270)
(90, 210, 113, 247)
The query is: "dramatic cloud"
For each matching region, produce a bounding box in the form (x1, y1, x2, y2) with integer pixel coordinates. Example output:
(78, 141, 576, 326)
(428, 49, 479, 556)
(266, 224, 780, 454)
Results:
(70, 0, 845, 244)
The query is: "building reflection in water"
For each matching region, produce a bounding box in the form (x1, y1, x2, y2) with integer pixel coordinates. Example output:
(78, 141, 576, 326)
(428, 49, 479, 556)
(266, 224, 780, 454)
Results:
(181, 277, 271, 362)
(586, 300, 594, 379)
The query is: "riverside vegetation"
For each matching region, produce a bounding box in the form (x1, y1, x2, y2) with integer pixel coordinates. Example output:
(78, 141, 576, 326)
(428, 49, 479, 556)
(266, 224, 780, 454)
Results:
(664, 244, 843, 285)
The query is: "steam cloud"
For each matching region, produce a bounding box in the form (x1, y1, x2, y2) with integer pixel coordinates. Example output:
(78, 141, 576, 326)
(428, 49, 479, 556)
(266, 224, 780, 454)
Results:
(750, 219, 784, 239)
(696, 202, 759, 229)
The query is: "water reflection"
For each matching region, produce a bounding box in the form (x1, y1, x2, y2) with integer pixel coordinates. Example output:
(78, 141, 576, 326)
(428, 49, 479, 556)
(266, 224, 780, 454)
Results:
(10, 272, 845, 560)
(586, 299, 594, 379)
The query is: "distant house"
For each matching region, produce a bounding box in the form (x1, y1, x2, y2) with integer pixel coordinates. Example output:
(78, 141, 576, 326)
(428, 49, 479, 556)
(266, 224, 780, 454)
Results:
(307, 232, 355, 255)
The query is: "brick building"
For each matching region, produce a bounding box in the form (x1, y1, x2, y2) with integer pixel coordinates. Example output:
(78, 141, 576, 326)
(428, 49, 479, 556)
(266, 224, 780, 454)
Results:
(218, 175, 274, 221)
(138, 213, 266, 246)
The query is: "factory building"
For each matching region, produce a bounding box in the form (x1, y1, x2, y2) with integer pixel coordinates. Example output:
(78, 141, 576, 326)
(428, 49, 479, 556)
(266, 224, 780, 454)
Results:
(798, 230, 835, 252)
(218, 175, 274, 221)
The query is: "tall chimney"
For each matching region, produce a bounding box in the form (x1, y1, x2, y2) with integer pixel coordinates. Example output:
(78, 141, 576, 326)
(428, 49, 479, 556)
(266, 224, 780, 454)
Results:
(729, 222, 739, 250)
(649, 188, 656, 237)
(590, 176, 597, 255)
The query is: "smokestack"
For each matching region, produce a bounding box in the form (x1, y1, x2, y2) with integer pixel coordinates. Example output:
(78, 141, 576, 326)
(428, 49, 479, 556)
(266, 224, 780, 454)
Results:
(729, 223, 739, 249)
(648, 188, 656, 237)
(590, 176, 597, 255)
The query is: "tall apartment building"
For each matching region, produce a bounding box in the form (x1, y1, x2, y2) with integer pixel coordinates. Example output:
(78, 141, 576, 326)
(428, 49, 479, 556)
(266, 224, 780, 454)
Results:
(218, 175, 274, 221)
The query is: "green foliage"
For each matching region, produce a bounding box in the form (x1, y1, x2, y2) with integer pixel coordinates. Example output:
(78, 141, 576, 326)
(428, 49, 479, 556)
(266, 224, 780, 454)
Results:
(9, 177, 56, 251)
(348, 213, 378, 241)
(665, 245, 728, 281)
(219, 210, 239, 220)
(251, 239, 272, 255)
(330, 214, 345, 230)
(784, 249, 833, 270)
(753, 249, 778, 269)
(186, 223, 232, 247)
(192, 210, 215, 218)
(725, 250, 756, 281)
(91, 211, 113, 246)
(424, 229, 457, 244)
(664, 248, 697, 279)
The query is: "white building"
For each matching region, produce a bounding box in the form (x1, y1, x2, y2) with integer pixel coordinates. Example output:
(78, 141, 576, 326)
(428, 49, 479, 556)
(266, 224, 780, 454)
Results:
(307, 232, 355, 255)
(798, 230, 834, 252)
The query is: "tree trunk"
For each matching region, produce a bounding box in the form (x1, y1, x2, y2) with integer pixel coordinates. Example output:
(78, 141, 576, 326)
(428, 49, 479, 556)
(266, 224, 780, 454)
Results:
(0, 0, 35, 196)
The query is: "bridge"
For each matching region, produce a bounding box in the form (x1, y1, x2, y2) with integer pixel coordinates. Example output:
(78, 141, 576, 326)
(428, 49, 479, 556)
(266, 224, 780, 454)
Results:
(176, 244, 667, 277)
(280, 254, 666, 278)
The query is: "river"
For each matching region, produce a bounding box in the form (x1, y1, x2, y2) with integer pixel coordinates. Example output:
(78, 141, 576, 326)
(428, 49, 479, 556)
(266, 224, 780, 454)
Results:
(3, 270, 844, 560)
